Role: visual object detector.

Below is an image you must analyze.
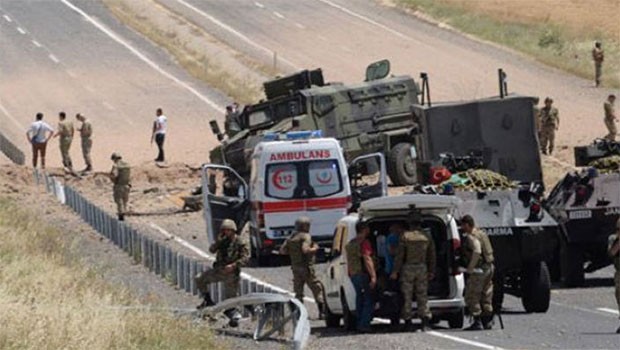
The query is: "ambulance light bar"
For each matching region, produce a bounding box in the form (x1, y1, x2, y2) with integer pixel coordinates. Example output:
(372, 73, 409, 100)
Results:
(263, 130, 322, 141)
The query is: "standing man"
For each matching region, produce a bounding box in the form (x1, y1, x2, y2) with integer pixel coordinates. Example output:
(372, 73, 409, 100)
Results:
(592, 41, 604, 87)
(345, 221, 376, 333)
(54, 111, 74, 170)
(280, 216, 325, 319)
(608, 218, 620, 334)
(224, 104, 241, 138)
(604, 94, 617, 141)
(460, 215, 495, 331)
(384, 223, 404, 278)
(390, 212, 435, 331)
(109, 153, 131, 221)
(195, 219, 248, 327)
(76, 113, 93, 172)
(25, 112, 54, 169)
(151, 108, 167, 162)
(539, 97, 559, 155)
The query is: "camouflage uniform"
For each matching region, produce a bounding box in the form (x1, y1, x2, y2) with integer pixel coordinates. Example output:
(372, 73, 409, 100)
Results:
(604, 100, 616, 141)
(58, 120, 73, 169)
(281, 230, 324, 305)
(110, 156, 131, 219)
(592, 46, 604, 87)
(608, 229, 620, 328)
(539, 106, 559, 155)
(463, 228, 495, 320)
(195, 232, 249, 300)
(79, 119, 93, 170)
(393, 229, 436, 321)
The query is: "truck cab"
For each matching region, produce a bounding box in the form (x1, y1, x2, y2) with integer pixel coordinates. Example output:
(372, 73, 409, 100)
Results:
(321, 194, 465, 330)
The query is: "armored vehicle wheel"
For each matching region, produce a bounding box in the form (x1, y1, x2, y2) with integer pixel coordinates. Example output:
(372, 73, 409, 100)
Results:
(561, 243, 585, 287)
(341, 293, 357, 331)
(521, 261, 551, 313)
(325, 304, 341, 328)
(447, 309, 464, 329)
(388, 142, 417, 186)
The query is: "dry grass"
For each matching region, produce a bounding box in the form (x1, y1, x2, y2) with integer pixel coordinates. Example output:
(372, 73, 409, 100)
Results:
(103, 0, 262, 105)
(0, 198, 221, 349)
(398, 0, 620, 88)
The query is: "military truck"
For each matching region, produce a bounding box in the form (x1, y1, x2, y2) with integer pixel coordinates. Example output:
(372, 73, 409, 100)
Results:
(545, 138, 620, 286)
(210, 60, 423, 186)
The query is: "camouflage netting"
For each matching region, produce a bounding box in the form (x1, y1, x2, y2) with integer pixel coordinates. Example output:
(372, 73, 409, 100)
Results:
(587, 155, 620, 174)
(441, 169, 517, 191)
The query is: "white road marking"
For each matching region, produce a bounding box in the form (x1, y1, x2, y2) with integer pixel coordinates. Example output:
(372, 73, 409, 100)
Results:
(61, 0, 225, 113)
(3, 14, 11, 22)
(0, 98, 25, 130)
(316, 0, 411, 41)
(295, 22, 305, 29)
(16, 26, 26, 34)
(32, 39, 42, 47)
(84, 84, 96, 93)
(174, 0, 299, 70)
(597, 307, 620, 315)
(66, 69, 77, 78)
(317, 35, 328, 41)
(273, 11, 285, 19)
(254, 1, 264, 8)
(551, 301, 617, 317)
(48, 54, 60, 63)
(102, 101, 116, 111)
(428, 331, 505, 350)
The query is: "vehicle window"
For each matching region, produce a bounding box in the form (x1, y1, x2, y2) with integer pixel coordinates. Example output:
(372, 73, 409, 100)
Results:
(265, 163, 297, 199)
(265, 160, 343, 199)
(248, 110, 270, 127)
(309, 160, 342, 197)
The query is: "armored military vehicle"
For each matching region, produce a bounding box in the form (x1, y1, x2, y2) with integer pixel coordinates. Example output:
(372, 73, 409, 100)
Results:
(545, 138, 620, 286)
(210, 60, 422, 185)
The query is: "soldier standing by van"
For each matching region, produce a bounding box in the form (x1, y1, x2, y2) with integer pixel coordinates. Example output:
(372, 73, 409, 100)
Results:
(280, 216, 325, 319)
(539, 97, 559, 155)
(54, 111, 74, 170)
(76, 113, 93, 172)
(608, 219, 620, 333)
(390, 212, 435, 331)
(109, 153, 131, 221)
(195, 219, 248, 327)
(460, 215, 495, 331)
(604, 94, 617, 141)
(345, 221, 377, 333)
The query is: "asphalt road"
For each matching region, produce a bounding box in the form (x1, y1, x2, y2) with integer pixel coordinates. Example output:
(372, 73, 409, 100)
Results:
(1, 1, 619, 349)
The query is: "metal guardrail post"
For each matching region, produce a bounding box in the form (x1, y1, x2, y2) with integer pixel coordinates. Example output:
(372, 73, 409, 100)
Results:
(133, 230, 141, 263)
(178, 255, 185, 290)
(141, 236, 147, 268)
(172, 251, 178, 286)
(250, 280, 257, 294)
(190, 260, 197, 295)
(153, 241, 161, 275)
(183, 258, 191, 293)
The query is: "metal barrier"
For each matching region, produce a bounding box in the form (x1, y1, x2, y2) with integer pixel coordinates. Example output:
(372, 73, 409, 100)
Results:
(0, 131, 25, 165)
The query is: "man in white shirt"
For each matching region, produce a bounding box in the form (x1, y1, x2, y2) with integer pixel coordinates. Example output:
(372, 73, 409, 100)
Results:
(151, 108, 167, 162)
(25, 112, 54, 169)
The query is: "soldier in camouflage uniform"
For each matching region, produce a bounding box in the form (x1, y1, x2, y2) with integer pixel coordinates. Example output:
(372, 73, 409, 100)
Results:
(54, 111, 74, 170)
(604, 95, 617, 141)
(390, 212, 435, 331)
(195, 219, 249, 326)
(76, 113, 93, 172)
(592, 41, 604, 87)
(280, 216, 325, 318)
(460, 215, 495, 331)
(109, 153, 131, 221)
(608, 218, 620, 333)
(539, 97, 559, 155)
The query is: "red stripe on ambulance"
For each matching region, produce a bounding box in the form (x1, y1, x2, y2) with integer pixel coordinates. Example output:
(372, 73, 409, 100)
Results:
(258, 196, 350, 213)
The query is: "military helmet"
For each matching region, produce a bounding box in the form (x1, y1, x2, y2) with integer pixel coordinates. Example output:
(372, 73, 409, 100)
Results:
(220, 219, 237, 231)
(111, 152, 122, 160)
(295, 216, 311, 232)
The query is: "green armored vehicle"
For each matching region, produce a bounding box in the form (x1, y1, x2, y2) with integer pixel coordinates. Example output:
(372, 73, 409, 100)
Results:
(210, 60, 422, 185)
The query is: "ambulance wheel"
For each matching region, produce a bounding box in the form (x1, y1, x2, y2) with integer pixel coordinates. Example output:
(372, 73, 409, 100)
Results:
(521, 261, 550, 313)
(388, 142, 417, 186)
(447, 309, 464, 329)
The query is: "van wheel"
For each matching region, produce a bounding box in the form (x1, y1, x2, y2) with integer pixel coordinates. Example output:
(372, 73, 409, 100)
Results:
(341, 293, 356, 331)
(447, 309, 464, 329)
(388, 142, 417, 186)
(561, 242, 584, 287)
(521, 261, 551, 313)
(325, 304, 341, 328)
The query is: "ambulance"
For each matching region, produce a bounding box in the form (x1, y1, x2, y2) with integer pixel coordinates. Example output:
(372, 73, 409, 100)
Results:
(202, 131, 387, 265)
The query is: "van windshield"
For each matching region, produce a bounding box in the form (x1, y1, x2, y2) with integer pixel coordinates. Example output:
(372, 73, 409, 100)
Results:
(265, 160, 343, 199)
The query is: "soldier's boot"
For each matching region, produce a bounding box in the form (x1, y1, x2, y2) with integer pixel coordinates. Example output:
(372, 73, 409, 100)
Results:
(549, 146, 553, 155)
(317, 302, 326, 320)
(481, 315, 494, 330)
(464, 316, 483, 331)
(224, 308, 241, 328)
(196, 293, 215, 310)
(421, 317, 431, 332)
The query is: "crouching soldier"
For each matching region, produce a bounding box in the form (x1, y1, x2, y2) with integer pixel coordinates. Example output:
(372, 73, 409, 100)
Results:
(390, 211, 435, 331)
(195, 219, 249, 327)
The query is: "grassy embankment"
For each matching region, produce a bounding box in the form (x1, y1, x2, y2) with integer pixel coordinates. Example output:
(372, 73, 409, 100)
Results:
(0, 199, 221, 349)
(398, 0, 620, 88)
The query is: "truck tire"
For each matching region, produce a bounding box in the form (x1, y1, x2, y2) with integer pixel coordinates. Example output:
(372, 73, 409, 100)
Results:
(341, 292, 357, 331)
(447, 309, 464, 329)
(388, 142, 417, 186)
(521, 261, 551, 313)
(561, 243, 585, 287)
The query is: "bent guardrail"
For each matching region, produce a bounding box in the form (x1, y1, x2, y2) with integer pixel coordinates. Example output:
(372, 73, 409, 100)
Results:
(0, 131, 25, 165)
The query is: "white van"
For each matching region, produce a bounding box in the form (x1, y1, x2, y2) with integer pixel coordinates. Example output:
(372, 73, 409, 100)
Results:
(321, 194, 466, 329)
(202, 131, 387, 265)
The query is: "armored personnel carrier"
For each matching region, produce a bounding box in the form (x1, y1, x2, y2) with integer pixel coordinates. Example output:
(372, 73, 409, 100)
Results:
(545, 139, 620, 286)
(210, 60, 422, 185)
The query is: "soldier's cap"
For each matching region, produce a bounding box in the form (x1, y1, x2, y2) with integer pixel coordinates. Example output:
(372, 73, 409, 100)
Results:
(295, 216, 311, 231)
(610, 94, 616, 99)
(220, 219, 237, 231)
(544, 97, 553, 103)
(110, 152, 122, 160)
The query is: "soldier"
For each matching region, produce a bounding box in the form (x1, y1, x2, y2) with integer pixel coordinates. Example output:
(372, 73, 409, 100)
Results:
(25, 112, 54, 169)
(76, 113, 93, 172)
(608, 218, 620, 333)
(345, 221, 377, 333)
(195, 219, 248, 327)
(279, 216, 325, 318)
(460, 215, 495, 331)
(604, 94, 617, 141)
(54, 111, 74, 170)
(109, 153, 131, 221)
(592, 41, 604, 87)
(532, 97, 541, 139)
(390, 212, 435, 331)
(539, 97, 559, 155)
(224, 104, 241, 138)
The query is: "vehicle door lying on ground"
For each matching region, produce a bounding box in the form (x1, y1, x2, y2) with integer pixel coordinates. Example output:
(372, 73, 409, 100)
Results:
(321, 195, 465, 330)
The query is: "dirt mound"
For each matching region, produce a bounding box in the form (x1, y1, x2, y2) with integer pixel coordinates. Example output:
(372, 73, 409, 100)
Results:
(0, 164, 36, 195)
